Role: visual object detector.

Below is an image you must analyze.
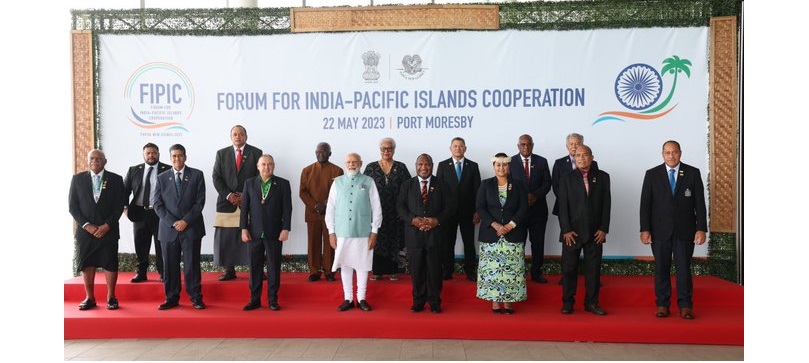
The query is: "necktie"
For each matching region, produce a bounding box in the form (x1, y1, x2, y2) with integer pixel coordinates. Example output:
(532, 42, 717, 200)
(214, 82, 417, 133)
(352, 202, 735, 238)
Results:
(455, 161, 462, 181)
(92, 174, 101, 202)
(142, 166, 153, 207)
(236, 148, 242, 171)
(421, 180, 428, 204)
(524, 158, 530, 179)
(175, 171, 183, 197)
(669, 168, 676, 196)
(582, 170, 590, 196)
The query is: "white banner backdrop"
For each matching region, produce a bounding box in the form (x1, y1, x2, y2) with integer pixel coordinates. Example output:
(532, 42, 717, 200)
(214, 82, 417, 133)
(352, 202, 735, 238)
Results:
(98, 27, 709, 258)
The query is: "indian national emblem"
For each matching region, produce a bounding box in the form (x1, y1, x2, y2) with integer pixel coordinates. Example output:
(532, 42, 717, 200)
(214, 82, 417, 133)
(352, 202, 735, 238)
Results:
(362, 51, 381, 81)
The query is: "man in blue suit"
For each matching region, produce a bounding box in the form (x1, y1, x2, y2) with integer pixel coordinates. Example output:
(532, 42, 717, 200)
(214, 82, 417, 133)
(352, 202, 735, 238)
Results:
(640, 140, 707, 320)
(509, 134, 552, 283)
(153, 144, 207, 310)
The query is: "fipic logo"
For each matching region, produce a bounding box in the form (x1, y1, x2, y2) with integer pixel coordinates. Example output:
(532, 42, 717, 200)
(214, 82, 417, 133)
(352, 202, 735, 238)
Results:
(593, 55, 692, 125)
(124, 62, 195, 134)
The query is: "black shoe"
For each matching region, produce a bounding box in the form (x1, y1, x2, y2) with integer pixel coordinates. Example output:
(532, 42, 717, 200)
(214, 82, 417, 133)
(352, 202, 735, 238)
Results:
(466, 274, 477, 282)
(78, 298, 97, 311)
(325, 273, 336, 282)
(533, 275, 548, 284)
(243, 301, 260, 311)
(308, 274, 321, 282)
(561, 304, 573, 314)
(106, 297, 119, 310)
(358, 300, 372, 311)
(262, 273, 268, 281)
(443, 274, 453, 280)
(130, 274, 147, 283)
(492, 308, 502, 314)
(558, 278, 563, 285)
(269, 302, 281, 311)
(584, 304, 607, 316)
(192, 301, 206, 309)
(430, 306, 442, 314)
(218, 272, 237, 281)
(158, 301, 178, 310)
(504, 308, 514, 315)
(410, 304, 424, 313)
(337, 300, 354, 311)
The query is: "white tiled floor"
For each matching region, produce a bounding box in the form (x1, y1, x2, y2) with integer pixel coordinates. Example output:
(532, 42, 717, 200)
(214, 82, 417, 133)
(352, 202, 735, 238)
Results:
(64, 338, 743, 361)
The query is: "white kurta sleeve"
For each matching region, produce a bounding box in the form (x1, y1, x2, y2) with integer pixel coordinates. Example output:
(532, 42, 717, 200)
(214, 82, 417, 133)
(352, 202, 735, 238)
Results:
(324, 181, 338, 234)
(368, 180, 383, 233)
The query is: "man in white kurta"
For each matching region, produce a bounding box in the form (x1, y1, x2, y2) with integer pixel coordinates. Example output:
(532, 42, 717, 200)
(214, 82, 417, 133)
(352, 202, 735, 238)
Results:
(326, 153, 383, 312)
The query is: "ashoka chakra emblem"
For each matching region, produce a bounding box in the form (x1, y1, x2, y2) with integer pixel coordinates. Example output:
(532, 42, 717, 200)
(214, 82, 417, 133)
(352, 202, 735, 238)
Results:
(614, 63, 663, 110)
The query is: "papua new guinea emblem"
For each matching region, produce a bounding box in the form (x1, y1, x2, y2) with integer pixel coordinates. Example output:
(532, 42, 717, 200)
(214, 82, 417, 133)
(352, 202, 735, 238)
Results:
(362, 51, 381, 82)
(399, 54, 426, 80)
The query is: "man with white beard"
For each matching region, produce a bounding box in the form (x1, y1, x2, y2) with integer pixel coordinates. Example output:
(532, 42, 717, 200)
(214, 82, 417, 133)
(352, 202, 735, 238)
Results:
(325, 153, 383, 312)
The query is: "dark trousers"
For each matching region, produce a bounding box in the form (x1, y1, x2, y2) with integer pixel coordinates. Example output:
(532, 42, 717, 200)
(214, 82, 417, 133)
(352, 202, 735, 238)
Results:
(408, 244, 443, 308)
(526, 215, 548, 278)
(161, 234, 202, 304)
(372, 253, 398, 275)
(651, 239, 696, 308)
(249, 237, 282, 303)
(307, 221, 334, 275)
(133, 208, 163, 277)
(561, 239, 602, 306)
(442, 217, 478, 277)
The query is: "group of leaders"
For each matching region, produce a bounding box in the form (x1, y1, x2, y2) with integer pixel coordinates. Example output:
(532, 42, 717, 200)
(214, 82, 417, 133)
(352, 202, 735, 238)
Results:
(69, 126, 706, 320)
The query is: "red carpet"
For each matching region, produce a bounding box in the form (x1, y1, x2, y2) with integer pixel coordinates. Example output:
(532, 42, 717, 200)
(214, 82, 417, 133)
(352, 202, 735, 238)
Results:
(64, 273, 743, 345)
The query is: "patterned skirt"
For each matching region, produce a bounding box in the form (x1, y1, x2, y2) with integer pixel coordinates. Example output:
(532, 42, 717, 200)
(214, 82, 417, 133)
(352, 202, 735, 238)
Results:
(476, 237, 527, 302)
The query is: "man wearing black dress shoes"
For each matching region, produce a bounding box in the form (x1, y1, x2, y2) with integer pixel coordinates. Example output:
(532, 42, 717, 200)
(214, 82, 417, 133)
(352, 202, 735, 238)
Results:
(240, 155, 292, 312)
(124, 143, 171, 283)
(69, 150, 126, 311)
(154, 144, 207, 310)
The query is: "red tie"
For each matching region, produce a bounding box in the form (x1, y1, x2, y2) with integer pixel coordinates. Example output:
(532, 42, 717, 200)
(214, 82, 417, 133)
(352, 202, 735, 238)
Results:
(421, 180, 428, 204)
(582, 170, 590, 196)
(236, 148, 242, 171)
(524, 158, 530, 179)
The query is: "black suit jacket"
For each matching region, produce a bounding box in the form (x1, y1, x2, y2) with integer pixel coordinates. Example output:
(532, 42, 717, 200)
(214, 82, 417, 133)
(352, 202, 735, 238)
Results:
(476, 177, 529, 243)
(240, 175, 293, 241)
(435, 157, 481, 221)
(396, 176, 454, 249)
(153, 167, 207, 242)
(551, 155, 598, 216)
(557, 167, 611, 244)
(69, 170, 126, 243)
(509, 154, 551, 220)
(639, 163, 707, 241)
(212, 144, 262, 213)
(123, 162, 171, 222)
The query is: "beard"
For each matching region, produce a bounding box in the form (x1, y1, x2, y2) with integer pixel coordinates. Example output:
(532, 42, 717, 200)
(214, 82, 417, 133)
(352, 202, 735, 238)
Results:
(346, 169, 359, 176)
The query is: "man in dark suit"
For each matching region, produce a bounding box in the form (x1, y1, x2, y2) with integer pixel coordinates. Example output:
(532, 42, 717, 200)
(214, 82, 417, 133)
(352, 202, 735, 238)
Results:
(240, 155, 292, 311)
(153, 144, 207, 310)
(212, 125, 263, 281)
(557, 145, 610, 316)
(69, 149, 126, 310)
(435, 137, 481, 281)
(509, 134, 552, 283)
(123, 143, 171, 283)
(640, 140, 707, 320)
(552, 133, 600, 216)
(397, 154, 454, 313)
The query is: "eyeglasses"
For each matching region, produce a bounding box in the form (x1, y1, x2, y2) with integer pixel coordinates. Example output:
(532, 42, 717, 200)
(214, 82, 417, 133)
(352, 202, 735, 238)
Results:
(380, 147, 394, 152)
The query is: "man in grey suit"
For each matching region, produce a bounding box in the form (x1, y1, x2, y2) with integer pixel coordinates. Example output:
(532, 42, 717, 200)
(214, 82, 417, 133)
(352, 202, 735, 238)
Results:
(212, 125, 263, 281)
(154, 144, 207, 310)
(123, 143, 171, 283)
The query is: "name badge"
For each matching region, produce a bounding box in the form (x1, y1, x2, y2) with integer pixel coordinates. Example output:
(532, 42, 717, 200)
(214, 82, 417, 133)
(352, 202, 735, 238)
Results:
(684, 188, 692, 197)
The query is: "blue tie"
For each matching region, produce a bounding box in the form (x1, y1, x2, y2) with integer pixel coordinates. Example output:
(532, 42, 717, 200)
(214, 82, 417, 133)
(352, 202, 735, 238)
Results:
(455, 161, 462, 181)
(668, 168, 676, 196)
(175, 171, 183, 197)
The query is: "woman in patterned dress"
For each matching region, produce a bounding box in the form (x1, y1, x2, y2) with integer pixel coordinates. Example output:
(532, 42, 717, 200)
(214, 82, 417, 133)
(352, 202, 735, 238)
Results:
(475, 152, 529, 314)
(363, 137, 411, 281)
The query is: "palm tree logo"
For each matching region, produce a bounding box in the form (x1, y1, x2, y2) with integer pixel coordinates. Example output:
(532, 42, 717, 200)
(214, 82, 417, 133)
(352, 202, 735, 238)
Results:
(593, 55, 692, 125)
